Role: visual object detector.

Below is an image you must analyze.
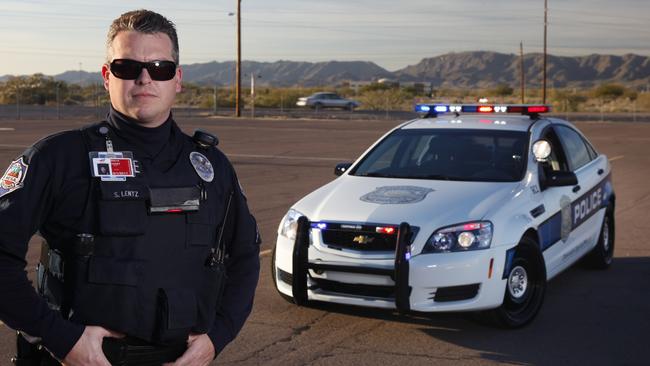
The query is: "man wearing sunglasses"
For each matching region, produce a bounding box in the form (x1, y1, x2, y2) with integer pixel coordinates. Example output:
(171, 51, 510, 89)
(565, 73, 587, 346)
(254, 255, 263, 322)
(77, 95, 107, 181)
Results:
(0, 9, 260, 366)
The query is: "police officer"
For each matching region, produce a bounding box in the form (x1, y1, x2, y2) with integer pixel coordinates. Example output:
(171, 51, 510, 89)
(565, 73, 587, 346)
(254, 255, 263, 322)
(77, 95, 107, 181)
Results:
(0, 9, 260, 366)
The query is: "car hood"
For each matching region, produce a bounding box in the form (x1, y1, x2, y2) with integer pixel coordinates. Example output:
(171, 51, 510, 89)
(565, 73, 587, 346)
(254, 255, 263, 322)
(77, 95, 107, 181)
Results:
(293, 175, 521, 236)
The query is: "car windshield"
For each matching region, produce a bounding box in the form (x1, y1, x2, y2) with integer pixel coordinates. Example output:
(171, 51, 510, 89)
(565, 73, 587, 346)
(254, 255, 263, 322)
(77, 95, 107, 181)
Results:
(350, 129, 528, 182)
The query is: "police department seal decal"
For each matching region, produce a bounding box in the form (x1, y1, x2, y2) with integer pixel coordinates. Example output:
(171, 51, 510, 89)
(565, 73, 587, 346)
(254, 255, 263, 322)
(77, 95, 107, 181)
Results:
(0, 157, 29, 198)
(360, 186, 434, 204)
(560, 195, 573, 241)
(189, 152, 214, 182)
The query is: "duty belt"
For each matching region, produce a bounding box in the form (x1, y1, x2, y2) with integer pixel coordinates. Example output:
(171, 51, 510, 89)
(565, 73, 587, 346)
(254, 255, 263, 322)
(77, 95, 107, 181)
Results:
(102, 337, 187, 366)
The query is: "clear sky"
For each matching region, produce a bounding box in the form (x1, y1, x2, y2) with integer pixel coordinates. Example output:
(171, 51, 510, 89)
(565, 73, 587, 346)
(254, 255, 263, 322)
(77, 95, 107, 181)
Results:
(1, 0, 649, 76)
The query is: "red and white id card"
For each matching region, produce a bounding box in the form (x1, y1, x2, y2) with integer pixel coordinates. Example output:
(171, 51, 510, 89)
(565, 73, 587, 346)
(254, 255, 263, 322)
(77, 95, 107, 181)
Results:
(89, 152, 135, 181)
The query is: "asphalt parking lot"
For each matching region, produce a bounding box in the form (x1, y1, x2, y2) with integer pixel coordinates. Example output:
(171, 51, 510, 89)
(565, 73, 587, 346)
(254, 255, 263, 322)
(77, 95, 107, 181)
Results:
(1, 115, 649, 365)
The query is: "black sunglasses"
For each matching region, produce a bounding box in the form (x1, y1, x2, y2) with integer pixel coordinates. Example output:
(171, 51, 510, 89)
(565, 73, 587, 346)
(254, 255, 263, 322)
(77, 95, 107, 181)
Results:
(109, 59, 177, 81)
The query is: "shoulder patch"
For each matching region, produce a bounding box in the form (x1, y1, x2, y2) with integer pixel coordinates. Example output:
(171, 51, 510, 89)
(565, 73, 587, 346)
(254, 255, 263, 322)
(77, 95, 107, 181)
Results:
(0, 157, 29, 198)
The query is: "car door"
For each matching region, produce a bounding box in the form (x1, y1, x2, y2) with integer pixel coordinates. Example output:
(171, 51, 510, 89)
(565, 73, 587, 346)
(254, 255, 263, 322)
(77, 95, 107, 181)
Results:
(536, 126, 577, 278)
(329, 94, 344, 108)
(553, 124, 609, 269)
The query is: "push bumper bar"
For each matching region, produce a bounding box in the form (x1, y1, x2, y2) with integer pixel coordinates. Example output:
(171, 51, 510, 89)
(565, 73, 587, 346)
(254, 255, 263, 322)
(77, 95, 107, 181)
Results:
(291, 216, 413, 313)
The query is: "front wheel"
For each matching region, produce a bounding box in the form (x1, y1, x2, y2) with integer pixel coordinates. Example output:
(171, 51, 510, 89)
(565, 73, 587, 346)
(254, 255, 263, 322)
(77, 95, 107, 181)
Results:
(488, 238, 546, 328)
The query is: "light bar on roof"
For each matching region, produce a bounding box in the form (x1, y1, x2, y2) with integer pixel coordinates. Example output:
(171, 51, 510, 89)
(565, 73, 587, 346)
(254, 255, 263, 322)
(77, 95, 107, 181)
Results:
(415, 104, 551, 116)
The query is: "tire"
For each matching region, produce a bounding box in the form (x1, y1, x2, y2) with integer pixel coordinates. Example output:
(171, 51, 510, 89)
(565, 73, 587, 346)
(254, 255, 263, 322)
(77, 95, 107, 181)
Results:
(270, 244, 295, 304)
(313, 102, 323, 111)
(346, 103, 355, 111)
(584, 207, 615, 269)
(488, 237, 546, 328)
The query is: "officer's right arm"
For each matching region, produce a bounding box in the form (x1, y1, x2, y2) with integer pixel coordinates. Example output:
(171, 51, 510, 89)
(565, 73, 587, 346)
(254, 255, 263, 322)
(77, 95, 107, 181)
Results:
(0, 146, 85, 360)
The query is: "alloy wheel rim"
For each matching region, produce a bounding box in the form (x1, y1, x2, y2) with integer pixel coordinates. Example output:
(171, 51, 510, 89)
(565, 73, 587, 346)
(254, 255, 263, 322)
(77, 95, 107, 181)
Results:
(508, 265, 528, 299)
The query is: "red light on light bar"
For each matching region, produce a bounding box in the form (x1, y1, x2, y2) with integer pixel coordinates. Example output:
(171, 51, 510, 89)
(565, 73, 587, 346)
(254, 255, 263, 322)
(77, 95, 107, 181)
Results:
(478, 106, 493, 113)
(527, 106, 549, 113)
(376, 226, 396, 235)
(166, 209, 183, 213)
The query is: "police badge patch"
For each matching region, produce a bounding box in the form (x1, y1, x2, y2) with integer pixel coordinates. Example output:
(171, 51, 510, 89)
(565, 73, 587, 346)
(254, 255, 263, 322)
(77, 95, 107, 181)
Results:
(360, 185, 434, 204)
(190, 152, 214, 182)
(0, 157, 29, 198)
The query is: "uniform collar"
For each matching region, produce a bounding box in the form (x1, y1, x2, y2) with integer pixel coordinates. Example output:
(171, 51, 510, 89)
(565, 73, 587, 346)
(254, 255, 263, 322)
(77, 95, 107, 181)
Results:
(106, 106, 174, 159)
(105, 106, 186, 172)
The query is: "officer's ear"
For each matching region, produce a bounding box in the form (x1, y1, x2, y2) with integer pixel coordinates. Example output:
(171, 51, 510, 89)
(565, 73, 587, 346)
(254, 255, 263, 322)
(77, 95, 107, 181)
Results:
(101, 64, 111, 91)
(175, 66, 183, 93)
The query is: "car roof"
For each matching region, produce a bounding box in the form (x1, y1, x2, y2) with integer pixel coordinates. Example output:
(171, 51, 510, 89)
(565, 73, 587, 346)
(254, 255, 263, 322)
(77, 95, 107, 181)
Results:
(401, 114, 543, 132)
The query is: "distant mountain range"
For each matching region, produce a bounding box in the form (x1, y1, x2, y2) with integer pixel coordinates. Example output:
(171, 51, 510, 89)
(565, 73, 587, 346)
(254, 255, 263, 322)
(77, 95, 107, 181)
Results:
(2, 51, 649, 89)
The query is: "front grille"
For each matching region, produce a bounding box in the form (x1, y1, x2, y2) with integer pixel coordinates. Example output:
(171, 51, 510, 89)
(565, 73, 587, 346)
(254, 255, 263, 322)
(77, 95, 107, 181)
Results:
(320, 222, 398, 251)
(311, 277, 395, 299)
(277, 268, 293, 285)
(433, 284, 480, 302)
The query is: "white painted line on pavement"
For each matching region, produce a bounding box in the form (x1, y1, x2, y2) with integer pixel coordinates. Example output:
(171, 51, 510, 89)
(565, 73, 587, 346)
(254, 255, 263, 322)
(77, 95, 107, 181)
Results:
(229, 153, 348, 162)
(0, 127, 15, 131)
(259, 249, 272, 257)
(609, 155, 624, 162)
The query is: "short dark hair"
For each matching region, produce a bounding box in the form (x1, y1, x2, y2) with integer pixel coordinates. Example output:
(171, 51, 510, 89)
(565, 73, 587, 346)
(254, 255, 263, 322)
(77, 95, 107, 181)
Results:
(106, 9, 179, 64)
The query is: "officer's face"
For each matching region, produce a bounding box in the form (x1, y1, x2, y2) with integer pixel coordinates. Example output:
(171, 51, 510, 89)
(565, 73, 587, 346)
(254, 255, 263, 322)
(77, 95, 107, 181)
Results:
(102, 31, 182, 128)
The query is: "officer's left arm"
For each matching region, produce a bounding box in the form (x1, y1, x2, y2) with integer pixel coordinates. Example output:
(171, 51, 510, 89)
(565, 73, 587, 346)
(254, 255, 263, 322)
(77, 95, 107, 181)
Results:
(207, 166, 260, 356)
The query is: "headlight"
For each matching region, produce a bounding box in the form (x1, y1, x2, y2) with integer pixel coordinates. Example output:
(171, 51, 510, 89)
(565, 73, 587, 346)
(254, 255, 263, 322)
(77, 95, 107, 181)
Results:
(279, 209, 303, 240)
(422, 221, 492, 253)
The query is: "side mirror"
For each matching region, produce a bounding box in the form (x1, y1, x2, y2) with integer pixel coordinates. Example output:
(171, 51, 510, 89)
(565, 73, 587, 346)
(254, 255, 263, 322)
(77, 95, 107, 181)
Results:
(545, 170, 578, 187)
(532, 140, 551, 162)
(334, 162, 352, 176)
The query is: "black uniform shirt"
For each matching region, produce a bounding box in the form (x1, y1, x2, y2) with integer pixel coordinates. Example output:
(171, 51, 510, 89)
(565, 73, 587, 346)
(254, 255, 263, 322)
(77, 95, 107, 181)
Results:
(0, 107, 260, 359)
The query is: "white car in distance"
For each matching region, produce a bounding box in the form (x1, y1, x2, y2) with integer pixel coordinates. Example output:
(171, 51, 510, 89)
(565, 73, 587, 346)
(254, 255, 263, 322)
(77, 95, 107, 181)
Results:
(296, 92, 360, 110)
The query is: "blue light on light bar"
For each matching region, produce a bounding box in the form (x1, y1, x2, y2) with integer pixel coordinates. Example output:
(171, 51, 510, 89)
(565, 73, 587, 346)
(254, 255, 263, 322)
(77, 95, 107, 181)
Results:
(415, 104, 431, 113)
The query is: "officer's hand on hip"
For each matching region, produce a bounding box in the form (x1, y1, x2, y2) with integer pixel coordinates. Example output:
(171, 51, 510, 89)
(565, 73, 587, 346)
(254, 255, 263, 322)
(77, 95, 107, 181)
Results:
(62, 326, 125, 366)
(163, 333, 215, 366)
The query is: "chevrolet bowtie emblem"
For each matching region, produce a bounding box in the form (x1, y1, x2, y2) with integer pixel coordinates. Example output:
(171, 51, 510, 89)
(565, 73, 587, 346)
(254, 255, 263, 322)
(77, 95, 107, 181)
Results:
(352, 235, 374, 244)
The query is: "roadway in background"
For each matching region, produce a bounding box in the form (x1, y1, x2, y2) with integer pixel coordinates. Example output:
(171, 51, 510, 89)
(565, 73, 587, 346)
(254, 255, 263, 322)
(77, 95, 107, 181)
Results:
(0, 114, 648, 365)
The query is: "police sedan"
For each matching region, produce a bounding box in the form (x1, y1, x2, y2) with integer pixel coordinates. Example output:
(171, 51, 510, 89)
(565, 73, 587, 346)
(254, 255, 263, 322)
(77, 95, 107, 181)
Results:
(272, 104, 615, 327)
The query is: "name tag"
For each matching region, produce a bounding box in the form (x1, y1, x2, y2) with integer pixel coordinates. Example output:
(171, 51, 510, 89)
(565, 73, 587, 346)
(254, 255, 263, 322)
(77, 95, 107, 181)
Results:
(89, 152, 136, 181)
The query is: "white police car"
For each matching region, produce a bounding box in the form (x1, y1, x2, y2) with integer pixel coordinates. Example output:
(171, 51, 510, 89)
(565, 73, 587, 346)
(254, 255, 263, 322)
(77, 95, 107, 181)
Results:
(272, 104, 615, 327)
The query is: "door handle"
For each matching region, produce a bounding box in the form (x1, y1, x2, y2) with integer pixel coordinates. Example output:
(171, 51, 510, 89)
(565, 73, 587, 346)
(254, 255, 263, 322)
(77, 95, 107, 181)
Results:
(572, 185, 581, 193)
(598, 169, 604, 175)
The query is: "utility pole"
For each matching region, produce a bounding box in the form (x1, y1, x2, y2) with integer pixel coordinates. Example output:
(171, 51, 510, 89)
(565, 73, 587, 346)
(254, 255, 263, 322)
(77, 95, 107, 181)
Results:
(520, 41, 525, 104)
(235, 0, 242, 117)
(543, 0, 548, 104)
(250, 73, 255, 119)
